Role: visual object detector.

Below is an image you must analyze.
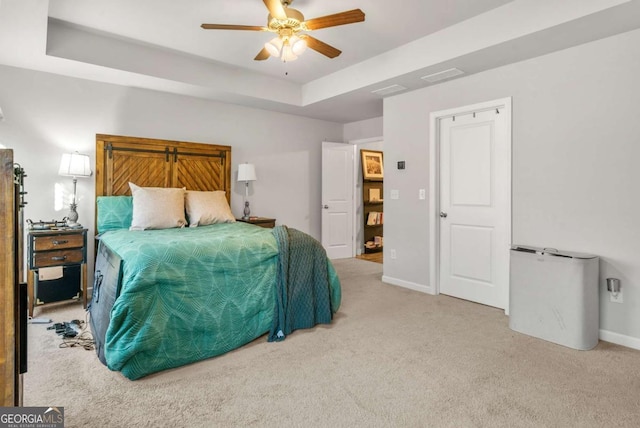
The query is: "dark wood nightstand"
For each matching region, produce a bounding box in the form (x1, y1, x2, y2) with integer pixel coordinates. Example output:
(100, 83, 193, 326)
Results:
(236, 217, 276, 228)
(27, 228, 88, 317)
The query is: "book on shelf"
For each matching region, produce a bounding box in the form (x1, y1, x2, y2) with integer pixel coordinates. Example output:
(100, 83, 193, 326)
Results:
(367, 212, 377, 225)
(366, 211, 383, 226)
(368, 188, 382, 202)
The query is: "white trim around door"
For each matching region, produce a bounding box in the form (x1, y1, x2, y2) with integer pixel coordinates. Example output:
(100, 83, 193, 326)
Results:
(429, 97, 512, 314)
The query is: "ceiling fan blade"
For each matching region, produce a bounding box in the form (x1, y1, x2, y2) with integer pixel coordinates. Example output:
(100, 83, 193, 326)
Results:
(254, 47, 271, 61)
(263, 0, 287, 20)
(201, 24, 267, 31)
(303, 9, 365, 31)
(301, 35, 341, 58)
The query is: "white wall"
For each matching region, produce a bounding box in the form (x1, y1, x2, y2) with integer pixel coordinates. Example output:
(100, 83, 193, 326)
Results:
(343, 117, 383, 142)
(383, 28, 640, 345)
(0, 64, 343, 284)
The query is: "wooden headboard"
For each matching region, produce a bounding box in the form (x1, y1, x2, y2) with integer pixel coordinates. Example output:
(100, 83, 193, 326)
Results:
(95, 134, 232, 201)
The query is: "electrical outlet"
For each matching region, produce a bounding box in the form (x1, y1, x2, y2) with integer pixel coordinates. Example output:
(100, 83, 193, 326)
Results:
(390, 249, 397, 259)
(610, 288, 624, 303)
(419, 189, 426, 200)
(390, 190, 399, 200)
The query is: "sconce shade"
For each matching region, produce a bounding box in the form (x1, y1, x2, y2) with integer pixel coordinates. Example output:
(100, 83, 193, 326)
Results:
(237, 163, 257, 182)
(59, 152, 92, 178)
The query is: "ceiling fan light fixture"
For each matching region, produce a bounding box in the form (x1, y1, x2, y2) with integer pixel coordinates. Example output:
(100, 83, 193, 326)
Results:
(290, 35, 307, 55)
(265, 37, 284, 57)
(281, 44, 298, 62)
(202, 3, 365, 62)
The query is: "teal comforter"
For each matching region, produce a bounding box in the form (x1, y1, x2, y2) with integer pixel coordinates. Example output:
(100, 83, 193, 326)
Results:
(100, 222, 340, 380)
(270, 226, 338, 341)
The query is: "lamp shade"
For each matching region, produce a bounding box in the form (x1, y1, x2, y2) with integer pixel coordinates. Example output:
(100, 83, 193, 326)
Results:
(290, 36, 307, 55)
(280, 44, 298, 62)
(59, 152, 92, 177)
(265, 37, 284, 57)
(237, 163, 257, 182)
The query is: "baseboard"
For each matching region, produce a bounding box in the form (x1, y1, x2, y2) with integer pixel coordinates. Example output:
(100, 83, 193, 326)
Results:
(382, 276, 435, 295)
(599, 329, 640, 350)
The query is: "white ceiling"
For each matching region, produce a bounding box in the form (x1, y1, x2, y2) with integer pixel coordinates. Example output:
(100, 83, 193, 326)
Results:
(1, 0, 640, 123)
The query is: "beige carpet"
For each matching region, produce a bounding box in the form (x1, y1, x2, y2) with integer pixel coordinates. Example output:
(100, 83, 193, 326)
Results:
(25, 258, 640, 427)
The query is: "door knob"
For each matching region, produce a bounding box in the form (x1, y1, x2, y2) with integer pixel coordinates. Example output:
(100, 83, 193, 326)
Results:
(323, 205, 329, 209)
(439, 211, 448, 218)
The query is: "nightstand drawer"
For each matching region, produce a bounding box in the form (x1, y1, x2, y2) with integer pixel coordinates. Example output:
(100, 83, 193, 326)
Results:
(32, 249, 84, 268)
(33, 233, 84, 251)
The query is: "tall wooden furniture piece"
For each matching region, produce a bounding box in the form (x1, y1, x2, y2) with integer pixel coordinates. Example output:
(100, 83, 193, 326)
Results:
(362, 179, 384, 253)
(361, 150, 384, 254)
(1, 149, 27, 407)
(27, 228, 88, 317)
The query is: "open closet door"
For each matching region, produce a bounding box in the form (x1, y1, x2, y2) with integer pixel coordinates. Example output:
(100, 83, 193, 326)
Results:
(321, 142, 355, 259)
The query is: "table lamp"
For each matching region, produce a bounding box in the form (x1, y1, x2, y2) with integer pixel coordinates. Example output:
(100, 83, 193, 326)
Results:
(237, 163, 257, 220)
(58, 152, 92, 226)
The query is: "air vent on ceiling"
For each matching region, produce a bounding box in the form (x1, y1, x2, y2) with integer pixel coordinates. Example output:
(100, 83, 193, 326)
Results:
(371, 84, 407, 96)
(420, 68, 464, 83)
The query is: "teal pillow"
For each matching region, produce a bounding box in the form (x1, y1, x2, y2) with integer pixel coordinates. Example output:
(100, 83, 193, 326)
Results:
(97, 196, 133, 233)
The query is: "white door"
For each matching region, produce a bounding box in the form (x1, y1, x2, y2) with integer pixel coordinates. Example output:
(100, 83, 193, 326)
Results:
(438, 102, 511, 309)
(321, 142, 355, 259)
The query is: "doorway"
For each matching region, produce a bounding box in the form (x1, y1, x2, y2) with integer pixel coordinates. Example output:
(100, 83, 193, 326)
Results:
(429, 98, 512, 312)
(321, 138, 384, 261)
(352, 138, 383, 262)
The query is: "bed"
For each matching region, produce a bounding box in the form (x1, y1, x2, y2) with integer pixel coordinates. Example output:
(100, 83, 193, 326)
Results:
(89, 135, 341, 380)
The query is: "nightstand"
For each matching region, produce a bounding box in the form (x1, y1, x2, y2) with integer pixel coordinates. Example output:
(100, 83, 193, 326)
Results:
(236, 217, 276, 228)
(27, 228, 88, 317)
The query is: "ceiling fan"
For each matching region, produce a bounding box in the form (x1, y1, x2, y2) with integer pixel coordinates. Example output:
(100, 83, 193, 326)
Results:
(201, 0, 365, 62)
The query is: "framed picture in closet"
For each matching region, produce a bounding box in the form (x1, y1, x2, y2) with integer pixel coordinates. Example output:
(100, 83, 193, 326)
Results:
(361, 150, 383, 181)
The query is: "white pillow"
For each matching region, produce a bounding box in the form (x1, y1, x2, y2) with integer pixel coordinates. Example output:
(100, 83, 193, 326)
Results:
(185, 190, 235, 227)
(129, 183, 187, 230)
